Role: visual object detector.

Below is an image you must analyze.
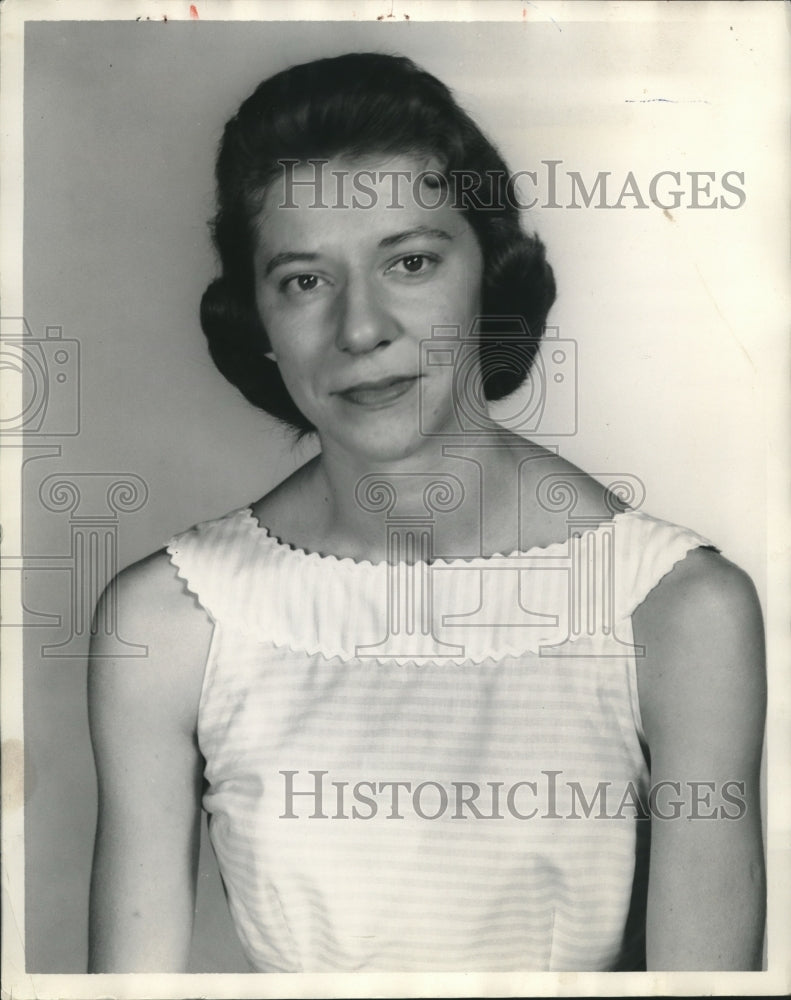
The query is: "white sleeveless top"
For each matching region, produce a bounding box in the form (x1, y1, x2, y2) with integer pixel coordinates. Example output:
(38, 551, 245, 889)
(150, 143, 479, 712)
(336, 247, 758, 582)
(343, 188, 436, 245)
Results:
(167, 506, 713, 972)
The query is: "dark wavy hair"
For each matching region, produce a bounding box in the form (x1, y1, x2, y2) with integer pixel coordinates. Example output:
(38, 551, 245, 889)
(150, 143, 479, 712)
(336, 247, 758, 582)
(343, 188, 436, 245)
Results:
(201, 51, 556, 435)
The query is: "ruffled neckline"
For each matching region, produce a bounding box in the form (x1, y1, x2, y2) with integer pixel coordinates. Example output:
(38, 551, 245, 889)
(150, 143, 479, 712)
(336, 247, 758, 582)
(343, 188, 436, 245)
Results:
(167, 504, 715, 664)
(236, 504, 636, 569)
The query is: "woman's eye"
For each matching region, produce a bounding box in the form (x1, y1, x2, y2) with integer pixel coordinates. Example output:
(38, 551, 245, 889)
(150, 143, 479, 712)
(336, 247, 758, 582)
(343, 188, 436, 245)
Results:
(282, 273, 324, 294)
(389, 254, 438, 276)
(402, 255, 426, 273)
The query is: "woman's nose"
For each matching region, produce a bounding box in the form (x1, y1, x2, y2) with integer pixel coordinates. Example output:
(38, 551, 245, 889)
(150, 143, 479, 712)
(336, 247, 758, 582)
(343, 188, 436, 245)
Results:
(335, 277, 398, 354)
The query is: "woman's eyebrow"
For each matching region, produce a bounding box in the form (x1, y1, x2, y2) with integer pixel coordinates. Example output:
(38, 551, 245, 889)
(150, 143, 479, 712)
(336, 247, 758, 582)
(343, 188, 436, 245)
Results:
(378, 227, 453, 249)
(264, 227, 453, 276)
(264, 251, 319, 277)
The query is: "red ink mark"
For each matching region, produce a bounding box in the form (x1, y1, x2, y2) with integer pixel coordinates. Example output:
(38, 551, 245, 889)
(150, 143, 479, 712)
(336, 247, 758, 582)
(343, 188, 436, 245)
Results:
(522, 8, 527, 18)
(190, 4, 199, 18)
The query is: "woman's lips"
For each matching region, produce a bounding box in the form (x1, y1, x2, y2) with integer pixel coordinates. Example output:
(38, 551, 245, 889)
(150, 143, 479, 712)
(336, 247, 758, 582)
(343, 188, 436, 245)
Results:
(335, 375, 420, 407)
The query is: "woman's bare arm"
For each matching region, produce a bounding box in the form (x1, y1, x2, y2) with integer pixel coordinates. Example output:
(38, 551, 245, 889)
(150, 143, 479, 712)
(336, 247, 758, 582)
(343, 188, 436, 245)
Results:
(87, 550, 213, 972)
(633, 547, 766, 970)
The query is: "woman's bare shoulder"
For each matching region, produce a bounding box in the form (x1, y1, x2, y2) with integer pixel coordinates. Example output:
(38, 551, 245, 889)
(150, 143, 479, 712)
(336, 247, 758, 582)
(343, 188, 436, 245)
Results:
(98, 546, 213, 638)
(90, 547, 213, 737)
(633, 546, 761, 640)
(632, 546, 765, 750)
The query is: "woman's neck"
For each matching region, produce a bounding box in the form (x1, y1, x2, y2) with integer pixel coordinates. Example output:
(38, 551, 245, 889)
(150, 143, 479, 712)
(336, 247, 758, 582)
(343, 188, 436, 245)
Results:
(304, 429, 544, 562)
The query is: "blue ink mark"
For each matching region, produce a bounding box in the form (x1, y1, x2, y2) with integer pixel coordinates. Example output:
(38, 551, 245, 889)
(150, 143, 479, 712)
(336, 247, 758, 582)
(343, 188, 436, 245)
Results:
(523, 1, 562, 32)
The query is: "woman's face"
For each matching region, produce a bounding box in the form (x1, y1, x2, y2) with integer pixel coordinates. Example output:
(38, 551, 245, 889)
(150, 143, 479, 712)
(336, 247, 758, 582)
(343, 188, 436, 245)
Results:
(253, 154, 484, 463)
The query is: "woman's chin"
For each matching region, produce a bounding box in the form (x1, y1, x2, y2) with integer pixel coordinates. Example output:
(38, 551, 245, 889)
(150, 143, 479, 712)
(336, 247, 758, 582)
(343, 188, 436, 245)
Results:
(320, 421, 441, 466)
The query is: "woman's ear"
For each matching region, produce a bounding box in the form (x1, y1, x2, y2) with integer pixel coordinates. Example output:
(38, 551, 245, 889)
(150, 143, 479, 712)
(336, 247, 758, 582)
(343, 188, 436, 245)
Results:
(257, 333, 276, 362)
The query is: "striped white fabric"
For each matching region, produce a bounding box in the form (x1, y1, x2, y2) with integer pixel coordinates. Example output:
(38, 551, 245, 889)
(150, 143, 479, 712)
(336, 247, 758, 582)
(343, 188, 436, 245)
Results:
(167, 507, 712, 972)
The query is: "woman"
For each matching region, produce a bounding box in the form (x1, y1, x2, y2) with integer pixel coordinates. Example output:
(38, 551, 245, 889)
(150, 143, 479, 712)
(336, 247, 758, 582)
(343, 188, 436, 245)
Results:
(87, 52, 766, 973)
